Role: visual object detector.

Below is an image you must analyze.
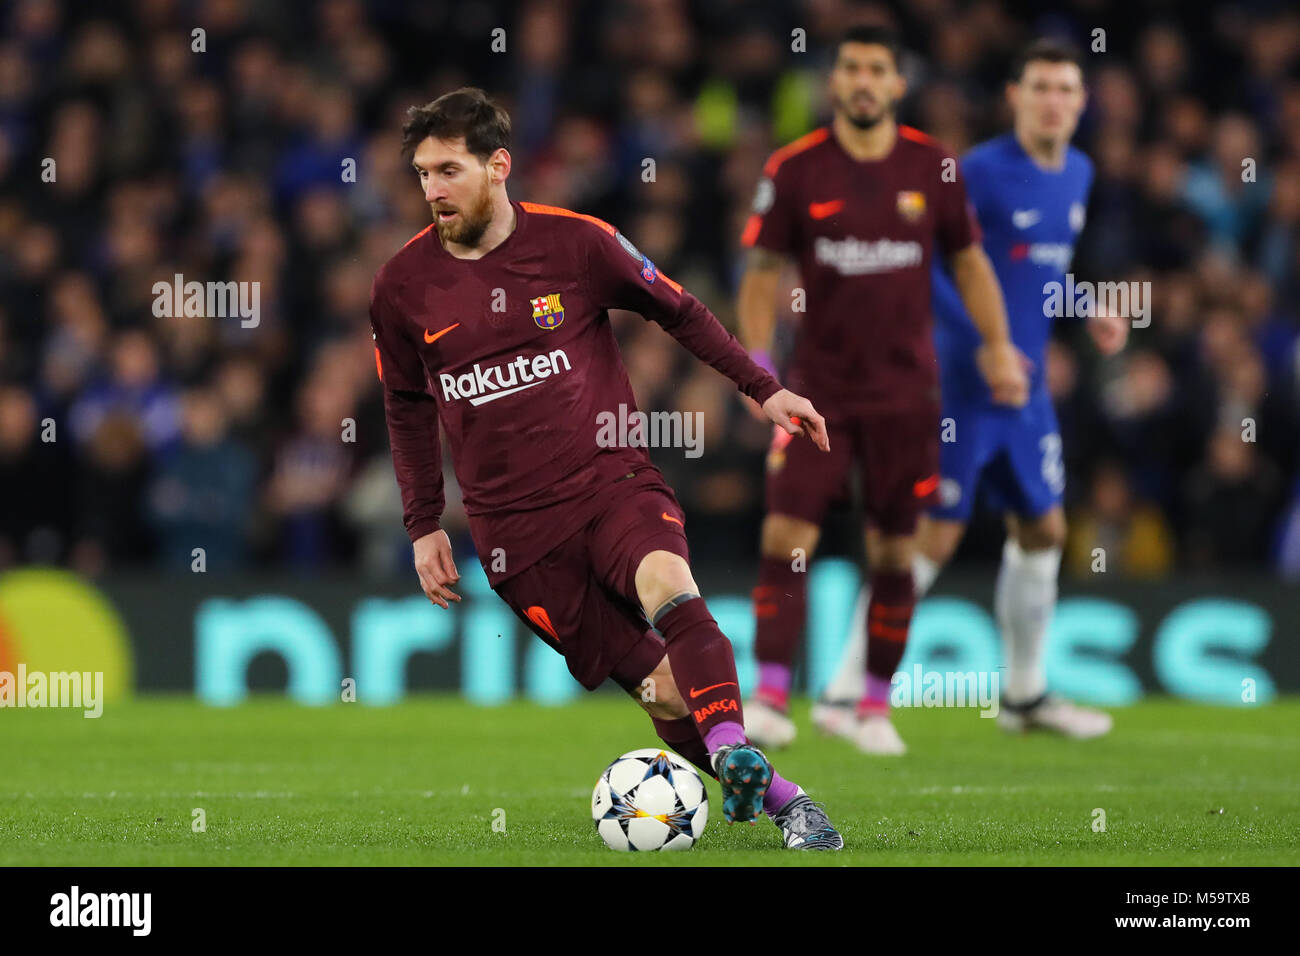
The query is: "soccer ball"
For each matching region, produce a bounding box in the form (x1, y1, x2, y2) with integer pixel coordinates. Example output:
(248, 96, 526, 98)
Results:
(591, 748, 709, 851)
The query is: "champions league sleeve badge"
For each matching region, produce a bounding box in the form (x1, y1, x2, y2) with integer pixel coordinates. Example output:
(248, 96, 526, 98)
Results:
(616, 230, 658, 284)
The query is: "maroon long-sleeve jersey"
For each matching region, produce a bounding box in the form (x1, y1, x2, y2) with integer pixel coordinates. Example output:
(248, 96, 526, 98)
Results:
(370, 200, 781, 585)
(740, 125, 981, 413)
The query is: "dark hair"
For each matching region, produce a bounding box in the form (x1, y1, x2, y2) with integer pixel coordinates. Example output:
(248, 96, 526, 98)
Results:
(1010, 38, 1084, 82)
(401, 87, 511, 163)
(836, 25, 903, 69)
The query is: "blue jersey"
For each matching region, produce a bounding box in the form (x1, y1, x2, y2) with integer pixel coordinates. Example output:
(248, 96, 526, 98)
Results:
(932, 134, 1093, 406)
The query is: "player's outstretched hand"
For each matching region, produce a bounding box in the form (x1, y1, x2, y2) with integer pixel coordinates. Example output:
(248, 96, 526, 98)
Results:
(762, 388, 830, 452)
(1087, 311, 1129, 356)
(977, 340, 1030, 407)
(413, 529, 461, 609)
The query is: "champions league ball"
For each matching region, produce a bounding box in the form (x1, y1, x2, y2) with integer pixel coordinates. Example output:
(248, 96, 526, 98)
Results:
(591, 748, 709, 851)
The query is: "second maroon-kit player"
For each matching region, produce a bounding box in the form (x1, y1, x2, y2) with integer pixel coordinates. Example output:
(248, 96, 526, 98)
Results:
(738, 26, 1029, 755)
(370, 88, 843, 848)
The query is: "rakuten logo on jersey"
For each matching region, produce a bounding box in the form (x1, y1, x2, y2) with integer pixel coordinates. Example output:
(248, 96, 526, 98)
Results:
(1010, 242, 1074, 270)
(814, 237, 923, 275)
(439, 349, 573, 406)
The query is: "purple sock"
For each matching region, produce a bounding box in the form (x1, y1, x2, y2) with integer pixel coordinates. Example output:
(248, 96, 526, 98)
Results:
(762, 772, 800, 816)
(758, 662, 791, 693)
(703, 720, 746, 754)
(863, 672, 892, 709)
(756, 662, 792, 710)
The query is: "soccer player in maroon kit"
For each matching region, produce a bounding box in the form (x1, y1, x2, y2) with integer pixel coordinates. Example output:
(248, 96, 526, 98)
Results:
(738, 26, 1029, 754)
(371, 88, 842, 848)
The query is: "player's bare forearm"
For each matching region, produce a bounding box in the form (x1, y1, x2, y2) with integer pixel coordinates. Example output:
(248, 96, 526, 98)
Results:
(735, 246, 785, 418)
(951, 244, 1011, 347)
(737, 246, 785, 354)
(951, 244, 1029, 407)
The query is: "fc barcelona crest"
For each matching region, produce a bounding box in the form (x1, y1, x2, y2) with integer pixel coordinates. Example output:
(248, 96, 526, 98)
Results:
(531, 292, 565, 331)
(896, 190, 926, 223)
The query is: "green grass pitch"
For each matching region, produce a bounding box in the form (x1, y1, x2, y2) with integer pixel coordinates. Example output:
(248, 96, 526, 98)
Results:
(2, 696, 1297, 865)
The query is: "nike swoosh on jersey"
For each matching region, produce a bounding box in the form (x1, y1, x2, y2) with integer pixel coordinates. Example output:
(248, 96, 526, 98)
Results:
(808, 199, 845, 220)
(424, 323, 460, 344)
(1011, 209, 1040, 229)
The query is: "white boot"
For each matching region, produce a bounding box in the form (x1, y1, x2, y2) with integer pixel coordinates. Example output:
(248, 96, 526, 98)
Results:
(998, 695, 1112, 739)
(743, 698, 797, 749)
(811, 700, 858, 741)
(855, 713, 907, 755)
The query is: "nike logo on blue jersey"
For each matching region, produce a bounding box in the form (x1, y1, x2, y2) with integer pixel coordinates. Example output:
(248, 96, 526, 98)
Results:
(1012, 208, 1041, 229)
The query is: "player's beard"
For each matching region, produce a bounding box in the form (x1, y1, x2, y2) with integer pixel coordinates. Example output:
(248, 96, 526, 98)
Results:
(836, 91, 893, 130)
(433, 174, 494, 248)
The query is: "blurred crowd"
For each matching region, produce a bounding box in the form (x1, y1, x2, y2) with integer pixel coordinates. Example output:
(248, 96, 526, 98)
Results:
(2, 0, 1299, 579)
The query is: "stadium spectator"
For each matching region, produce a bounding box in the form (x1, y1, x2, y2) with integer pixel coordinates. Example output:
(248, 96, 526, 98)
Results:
(0, 383, 72, 566)
(1065, 460, 1174, 578)
(1184, 426, 1285, 568)
(147, 385, 257, 570)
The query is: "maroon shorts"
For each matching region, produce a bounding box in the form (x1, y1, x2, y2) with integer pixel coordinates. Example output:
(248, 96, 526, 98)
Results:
(492, 472, 690, 692)
(764, 404, 940, 536)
